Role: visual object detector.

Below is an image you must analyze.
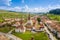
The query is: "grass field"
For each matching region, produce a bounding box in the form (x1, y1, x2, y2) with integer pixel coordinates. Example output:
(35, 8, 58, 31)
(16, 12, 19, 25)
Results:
(13, 31, 49, 40)
(0, 10, 34, 22)
(47, 14, 60, 22)
(0, 26, 15, 33)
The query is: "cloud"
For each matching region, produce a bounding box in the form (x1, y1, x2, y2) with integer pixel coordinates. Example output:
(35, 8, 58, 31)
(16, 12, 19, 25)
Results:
(12, 7, 21, 11)
(0, 0, 12, 6)
(27, 4, 60, 12)
(0, 6, 21, 12)
(0, 4, 60, 12)
(23, 5, 29, 12)
(48, 4, 60, 10)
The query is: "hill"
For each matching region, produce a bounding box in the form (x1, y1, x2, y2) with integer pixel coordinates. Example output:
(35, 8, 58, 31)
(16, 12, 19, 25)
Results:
(0, 10, 34, 22)
(49, 9, 60, 15)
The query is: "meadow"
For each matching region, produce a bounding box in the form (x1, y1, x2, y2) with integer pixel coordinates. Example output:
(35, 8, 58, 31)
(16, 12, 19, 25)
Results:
(47, 14, 60, 22)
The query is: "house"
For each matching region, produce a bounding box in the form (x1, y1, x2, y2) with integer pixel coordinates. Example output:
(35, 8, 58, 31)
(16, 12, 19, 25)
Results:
(14, 18, 21, 21)
(57, 32, 60, 38)
(39, 22, 44, 31)
(41, 16, 60, 38)
(12, 21, 20, 27)
(31, 22, 44, 33)
(15, 24, 26, 33)
(56, 24, 60, 38)
(14, 18, 26, 33)
(4, 18, 11, 21)
(31, 21, 37, 33)
(46, 20, 60, 38)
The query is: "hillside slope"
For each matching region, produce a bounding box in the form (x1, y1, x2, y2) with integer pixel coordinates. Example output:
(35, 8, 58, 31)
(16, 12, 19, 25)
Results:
(0, 10, 28, 22)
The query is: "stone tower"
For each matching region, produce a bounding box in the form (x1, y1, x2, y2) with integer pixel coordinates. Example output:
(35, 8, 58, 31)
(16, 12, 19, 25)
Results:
(25, 13, 33, 30)
(28, 13, 30, 20)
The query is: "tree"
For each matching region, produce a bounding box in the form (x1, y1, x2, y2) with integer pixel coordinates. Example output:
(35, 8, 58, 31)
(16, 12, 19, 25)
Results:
(37, 17, 41, 24)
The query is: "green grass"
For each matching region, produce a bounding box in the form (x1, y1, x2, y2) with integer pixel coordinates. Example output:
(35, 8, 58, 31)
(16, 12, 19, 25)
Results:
(0, 10, 34, 23)
(47, 14, 60, 21)
(13, 31, 49, 40)
(0, 26, 14, 33)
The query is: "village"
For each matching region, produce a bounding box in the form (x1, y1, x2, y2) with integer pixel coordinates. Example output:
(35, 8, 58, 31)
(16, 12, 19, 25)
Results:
(0, 14, 60, 40)
(0, 14, 44, 33)
(0, 0, 60, 40)
(0, 14, 46, 40)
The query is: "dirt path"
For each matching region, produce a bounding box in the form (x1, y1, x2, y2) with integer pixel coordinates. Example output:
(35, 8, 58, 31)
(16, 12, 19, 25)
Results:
(0, 32, 22, 40)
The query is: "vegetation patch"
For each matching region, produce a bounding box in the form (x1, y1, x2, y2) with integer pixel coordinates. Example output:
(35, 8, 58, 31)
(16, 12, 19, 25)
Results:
(13, 31, 49, 40)
(0, 25, 14, 33)
(47, 14, 60, 21)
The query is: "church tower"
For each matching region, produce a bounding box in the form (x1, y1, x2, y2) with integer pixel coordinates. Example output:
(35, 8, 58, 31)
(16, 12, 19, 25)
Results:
(24, 13, 33, 30)
(28, 13, 30, 20)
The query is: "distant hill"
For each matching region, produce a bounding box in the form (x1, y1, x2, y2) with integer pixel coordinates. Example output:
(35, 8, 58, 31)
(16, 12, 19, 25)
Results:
(0, 10, 28, 22)
(0, 10, 34, 22)
(0, 10, 29, 18)
(49, 9, 60, 15)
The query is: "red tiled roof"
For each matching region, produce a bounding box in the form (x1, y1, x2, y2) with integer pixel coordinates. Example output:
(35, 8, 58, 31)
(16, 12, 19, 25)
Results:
(41, 16, 60, 32)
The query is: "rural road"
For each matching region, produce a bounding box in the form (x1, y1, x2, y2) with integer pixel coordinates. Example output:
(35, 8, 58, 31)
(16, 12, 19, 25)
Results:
(44, 25, 57, 40)
(40, 16, 57, 40)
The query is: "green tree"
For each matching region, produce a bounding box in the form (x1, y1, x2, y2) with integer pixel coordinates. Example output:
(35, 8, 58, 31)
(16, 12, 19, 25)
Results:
(37, 17, 41, 24)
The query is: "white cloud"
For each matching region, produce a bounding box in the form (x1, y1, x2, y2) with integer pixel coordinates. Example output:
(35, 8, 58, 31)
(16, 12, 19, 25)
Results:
(47, 4, 60, 11)
(0, 6, 21, 12)
(0, 4, 60, 12)
(8, 7, 22, 12)
(0, 0, 12, 6)
(12, 7, 21, 11)
(28, 5, 60, 12)
(0, 6, 6, 9)
(23, 5, 29, 12)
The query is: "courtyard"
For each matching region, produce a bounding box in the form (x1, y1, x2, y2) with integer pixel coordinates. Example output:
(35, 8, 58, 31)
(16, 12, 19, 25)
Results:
(13, 31, 49, 40)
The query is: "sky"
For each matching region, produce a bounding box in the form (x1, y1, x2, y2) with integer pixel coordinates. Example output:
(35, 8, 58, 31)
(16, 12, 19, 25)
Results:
(0, 0, 60, 12)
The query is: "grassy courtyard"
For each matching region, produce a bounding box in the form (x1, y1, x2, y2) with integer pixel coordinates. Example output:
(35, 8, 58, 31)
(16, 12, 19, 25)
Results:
(13, 31, 49, 40)
(0, 26, 15, 33)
